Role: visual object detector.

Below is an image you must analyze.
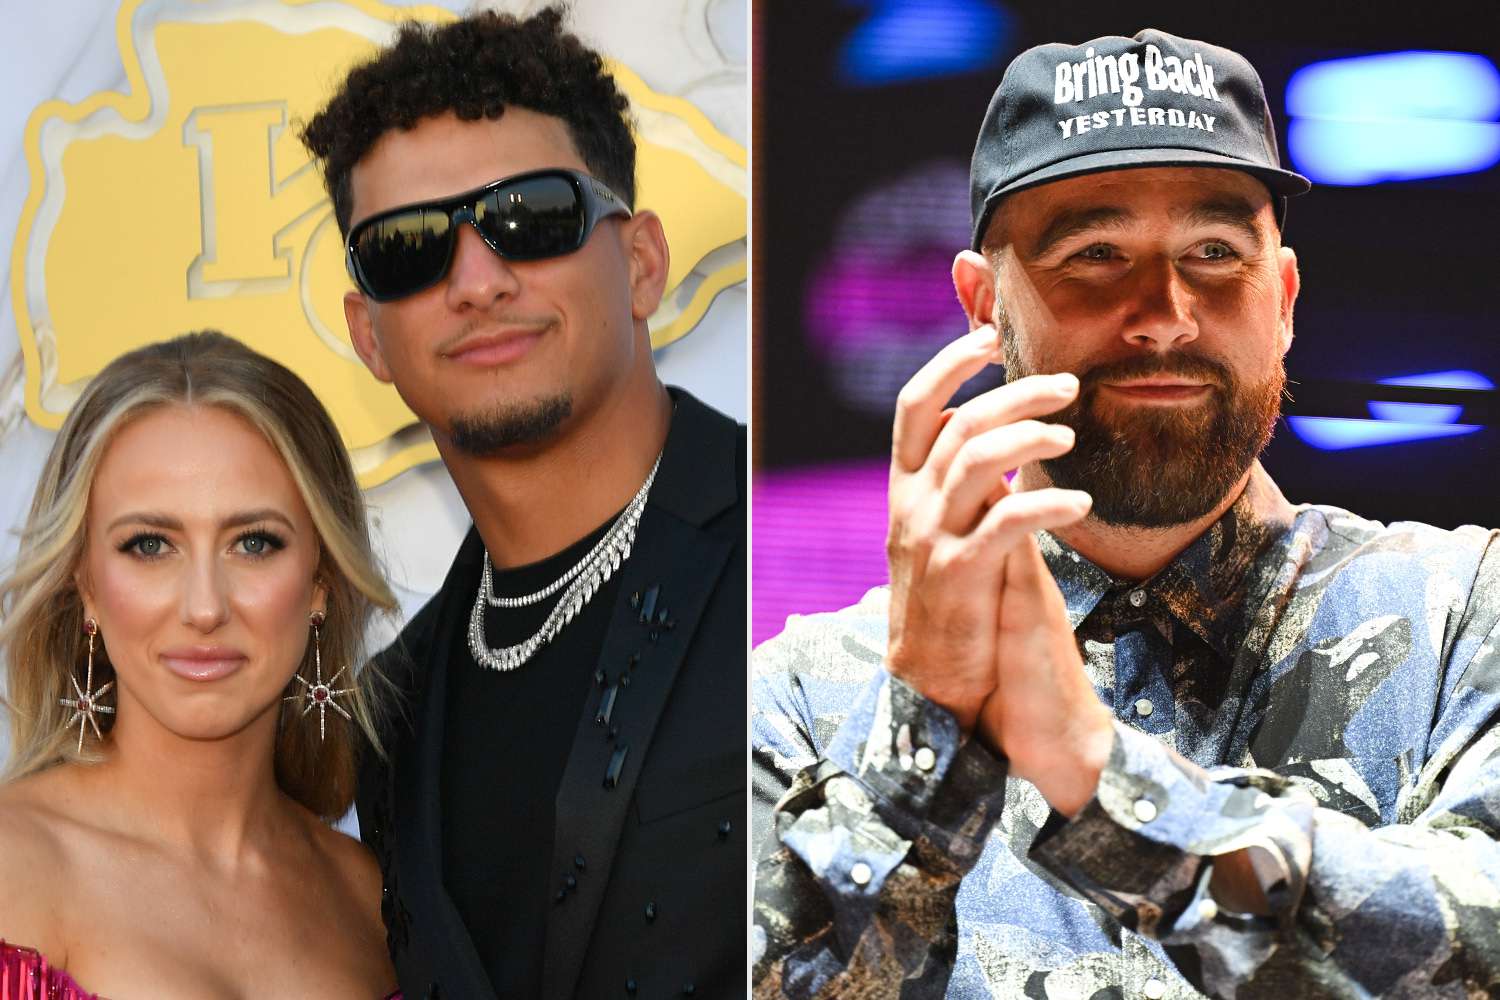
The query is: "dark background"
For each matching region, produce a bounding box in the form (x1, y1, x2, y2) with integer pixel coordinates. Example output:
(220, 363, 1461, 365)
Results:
(755, 0, 1500, 526)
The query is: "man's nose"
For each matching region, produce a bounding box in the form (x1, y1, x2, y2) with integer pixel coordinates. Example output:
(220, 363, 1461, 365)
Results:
(444, 222, 522, 309)
(1120, 256, 1198, 352)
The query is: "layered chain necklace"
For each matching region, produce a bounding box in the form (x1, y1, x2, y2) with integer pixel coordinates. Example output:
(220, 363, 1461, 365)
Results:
(468, 452, 662, 672)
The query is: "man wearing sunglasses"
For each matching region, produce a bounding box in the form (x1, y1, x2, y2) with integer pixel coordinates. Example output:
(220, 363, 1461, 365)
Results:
(753, 28, 1500, 1000)
(302, 9, 745, 1000)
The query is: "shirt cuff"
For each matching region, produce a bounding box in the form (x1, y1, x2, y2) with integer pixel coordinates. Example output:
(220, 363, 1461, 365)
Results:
(777, 669, 1010, 898)
(1031, 720, 1315, 938)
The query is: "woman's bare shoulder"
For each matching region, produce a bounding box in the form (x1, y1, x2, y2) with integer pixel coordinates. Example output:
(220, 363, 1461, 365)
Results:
(325, 822, 382, 889)
(301, 813, 391, 979)
(0, 772, 77, 951)
(264, 810, 392, 994)
(0, 771, 76, 870)
(302, 812, 385, 918)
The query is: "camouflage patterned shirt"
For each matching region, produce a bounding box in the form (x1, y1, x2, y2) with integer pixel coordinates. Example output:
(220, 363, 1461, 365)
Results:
(752, 464, 1500, 998)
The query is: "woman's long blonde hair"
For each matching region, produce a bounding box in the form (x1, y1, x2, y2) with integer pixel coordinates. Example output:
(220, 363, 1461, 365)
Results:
(0, 331, 397, 818)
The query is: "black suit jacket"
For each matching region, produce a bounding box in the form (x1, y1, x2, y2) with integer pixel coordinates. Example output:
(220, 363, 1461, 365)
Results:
(357, 390, 747, 1000)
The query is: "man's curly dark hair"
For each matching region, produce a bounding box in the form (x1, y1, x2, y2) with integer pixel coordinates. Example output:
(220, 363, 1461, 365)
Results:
(301, 6, 635, 237)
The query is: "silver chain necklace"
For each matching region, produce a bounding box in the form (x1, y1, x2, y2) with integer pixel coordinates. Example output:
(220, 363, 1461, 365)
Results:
(468, 453, 662, 672)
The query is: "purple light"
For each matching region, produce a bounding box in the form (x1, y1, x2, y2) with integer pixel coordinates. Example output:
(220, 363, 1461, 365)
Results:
(753, 460, 890, 647)
(803, 161, 997, 417)
(804, 249, 958, 353)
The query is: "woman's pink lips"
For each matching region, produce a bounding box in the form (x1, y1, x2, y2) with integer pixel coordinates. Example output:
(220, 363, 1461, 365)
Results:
(160, 648, 247, 682)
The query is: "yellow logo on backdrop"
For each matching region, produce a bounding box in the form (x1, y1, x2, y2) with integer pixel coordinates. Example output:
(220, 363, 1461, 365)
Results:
(11, 0, 747, 485)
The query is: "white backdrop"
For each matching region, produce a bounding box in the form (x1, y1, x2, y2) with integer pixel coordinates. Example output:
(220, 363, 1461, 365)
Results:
(0, 0, 747, 767)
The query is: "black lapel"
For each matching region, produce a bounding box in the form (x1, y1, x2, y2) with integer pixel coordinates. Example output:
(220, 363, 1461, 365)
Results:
(393, 527, 496, 1000)
(541, 390, 741, 999)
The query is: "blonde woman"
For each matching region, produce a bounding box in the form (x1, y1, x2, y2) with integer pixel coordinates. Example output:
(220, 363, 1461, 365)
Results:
(0, 332, 400, 998)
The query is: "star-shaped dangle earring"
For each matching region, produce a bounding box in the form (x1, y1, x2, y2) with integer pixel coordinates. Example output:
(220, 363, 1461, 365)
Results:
(59, 617, 115, 753)
(285, 610, 354, 741)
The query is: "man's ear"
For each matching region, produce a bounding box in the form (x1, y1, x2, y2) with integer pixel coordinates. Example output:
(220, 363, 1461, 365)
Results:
(953, 249, 999, 331)
(1277, 245, 1300, 356)
(344, 291, 394, 383)
(623, 210, 670, 322)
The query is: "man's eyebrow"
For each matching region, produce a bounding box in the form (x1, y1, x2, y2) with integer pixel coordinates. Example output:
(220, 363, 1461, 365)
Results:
(106, 509, 297, 533)
(1029, 206, 1134, 258)
(1173, 196, 1266, 251)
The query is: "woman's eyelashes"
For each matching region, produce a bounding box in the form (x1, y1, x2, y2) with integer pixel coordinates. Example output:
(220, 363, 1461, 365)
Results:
(234, 529, 287, 558)
(116, 527, 288, 561)
(118, 532, 171, 560)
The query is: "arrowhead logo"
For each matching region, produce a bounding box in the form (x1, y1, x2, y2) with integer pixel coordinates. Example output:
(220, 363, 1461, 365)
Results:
(11, 0, 745, 485)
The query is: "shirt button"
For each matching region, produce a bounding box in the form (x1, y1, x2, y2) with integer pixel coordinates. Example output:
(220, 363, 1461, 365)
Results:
(913, 747, 937, 772)
(849, 862, 873, 886)
(1132, 798, 1159, 823)
(1143, 978, 1167, 999)
(1134, 698, 1154, 718)
(1128, 589, 1147, 607)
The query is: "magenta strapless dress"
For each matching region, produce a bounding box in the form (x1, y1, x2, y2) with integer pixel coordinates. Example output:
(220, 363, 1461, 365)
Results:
(0, 942, 400, 999)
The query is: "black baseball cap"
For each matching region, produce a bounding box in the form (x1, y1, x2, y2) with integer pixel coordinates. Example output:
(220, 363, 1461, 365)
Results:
(969, 28, 1311, 250)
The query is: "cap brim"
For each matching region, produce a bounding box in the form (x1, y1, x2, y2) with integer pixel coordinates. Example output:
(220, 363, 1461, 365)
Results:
(971, 147, 1311, 250)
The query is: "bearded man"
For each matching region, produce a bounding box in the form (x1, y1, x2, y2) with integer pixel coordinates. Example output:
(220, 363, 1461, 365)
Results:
(752, 29, 1500, 999)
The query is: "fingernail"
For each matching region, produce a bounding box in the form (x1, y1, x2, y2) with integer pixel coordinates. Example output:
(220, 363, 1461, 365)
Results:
(1071, 490, 1093, 509)
(1054, 372, 1079, 392)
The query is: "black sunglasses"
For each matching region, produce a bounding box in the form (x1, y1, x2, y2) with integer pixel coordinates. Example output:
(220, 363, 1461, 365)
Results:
(345, 168, 633, 302)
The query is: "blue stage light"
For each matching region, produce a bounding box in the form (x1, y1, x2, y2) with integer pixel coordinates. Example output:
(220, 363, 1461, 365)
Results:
(1286, 417, 1482, 450)
(1288, 369, 1492, 450)
(1288, 118, 1500, 185)
(839, 0, 1013, 86)
(1367, 369, 1493, 423)
(1286, 51, 1500, 185)
(1288, 51, 1500, 120)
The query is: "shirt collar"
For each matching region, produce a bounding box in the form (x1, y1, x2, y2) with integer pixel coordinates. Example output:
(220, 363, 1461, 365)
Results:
(1039, 462, 1298, 657)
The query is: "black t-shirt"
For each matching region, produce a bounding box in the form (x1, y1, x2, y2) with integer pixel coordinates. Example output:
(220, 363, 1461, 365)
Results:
(439, 515, 624, 998)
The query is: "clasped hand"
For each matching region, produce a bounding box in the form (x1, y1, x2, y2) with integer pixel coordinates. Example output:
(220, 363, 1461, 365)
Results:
(885, 325, 1115, 816)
